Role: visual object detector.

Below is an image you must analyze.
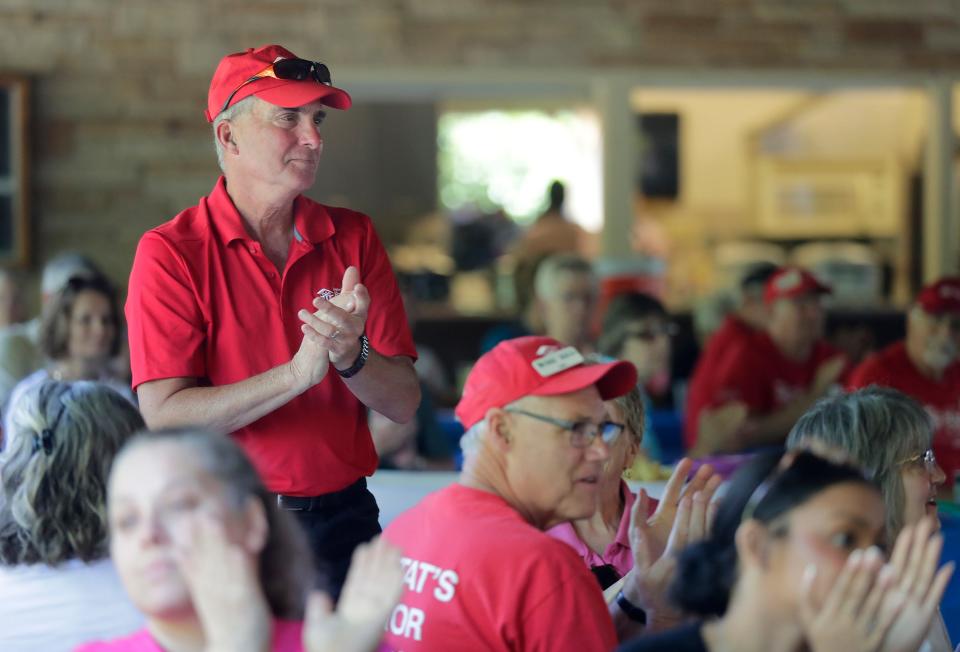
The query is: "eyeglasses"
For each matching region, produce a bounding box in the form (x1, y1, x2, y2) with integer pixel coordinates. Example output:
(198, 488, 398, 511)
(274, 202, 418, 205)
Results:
(897, 449, 939, 474)
(504, 408, 625, 448)
(220, 58, 333, 115)
(625, 323, 678, 342)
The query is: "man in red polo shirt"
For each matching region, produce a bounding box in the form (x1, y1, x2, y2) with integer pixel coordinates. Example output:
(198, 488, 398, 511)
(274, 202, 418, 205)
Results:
(125, 44, 420, 595)
(383, 336, 719, 650)
(685, 267, 847, 455)
(684, 263, 777, 452)
(848, 277, 960, 482)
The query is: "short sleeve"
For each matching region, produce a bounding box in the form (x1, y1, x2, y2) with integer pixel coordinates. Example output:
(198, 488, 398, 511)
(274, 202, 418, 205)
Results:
(357, 218, 417, 360)
(126, 232, 207, 389)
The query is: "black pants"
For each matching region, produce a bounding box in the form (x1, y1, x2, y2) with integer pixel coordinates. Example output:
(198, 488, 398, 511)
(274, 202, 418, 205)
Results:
(280, 478, 382, 600)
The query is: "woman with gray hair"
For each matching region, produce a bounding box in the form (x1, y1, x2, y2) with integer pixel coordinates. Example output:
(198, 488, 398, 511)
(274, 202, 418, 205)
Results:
(0, 381, 145, 651)
(787, 385, 952, 652)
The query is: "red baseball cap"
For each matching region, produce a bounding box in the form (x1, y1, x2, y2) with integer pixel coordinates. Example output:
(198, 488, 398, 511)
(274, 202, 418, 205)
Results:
(763, 267, 832, 304)
(916, 277, 960, 315)
(455, 336, 638, 430)
(205, 44, 352, 122)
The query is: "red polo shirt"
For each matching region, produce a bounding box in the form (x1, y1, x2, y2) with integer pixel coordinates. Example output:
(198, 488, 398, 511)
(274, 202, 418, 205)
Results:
(848, 341, 960, 479)
(684, 315, 759, 449)
(686, 331, 846, 451)
(126, 177, 416, 496)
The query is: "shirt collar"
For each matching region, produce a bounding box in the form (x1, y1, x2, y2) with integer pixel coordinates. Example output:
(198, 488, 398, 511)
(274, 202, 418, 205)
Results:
(209, 177, 336, 246)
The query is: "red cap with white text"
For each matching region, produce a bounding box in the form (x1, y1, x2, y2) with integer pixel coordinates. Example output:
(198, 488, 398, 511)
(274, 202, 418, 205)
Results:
(454, 336, 637, 429)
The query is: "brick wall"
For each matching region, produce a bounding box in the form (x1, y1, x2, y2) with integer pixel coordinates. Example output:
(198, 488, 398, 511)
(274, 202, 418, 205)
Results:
(1, 0, 959, 293)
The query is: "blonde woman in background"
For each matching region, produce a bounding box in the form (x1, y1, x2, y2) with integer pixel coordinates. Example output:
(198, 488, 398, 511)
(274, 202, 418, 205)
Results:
(0, 381, 145, 652)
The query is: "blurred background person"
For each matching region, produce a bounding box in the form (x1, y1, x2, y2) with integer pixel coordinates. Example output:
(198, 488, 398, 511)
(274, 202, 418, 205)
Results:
(848, 277, 960, 487)
(0, 269, 26, 330)
(0, 253, 105, 412)
(787, 386, 951, 652)
(532, 253, 598, 353)
(0, 381, 145, 651)
(511, 181, 592, 267)
(3, 275, 131, 442)
(86, 428, 403, 652)
(684, 267, 847, 457)
(598, 292, 677, 461)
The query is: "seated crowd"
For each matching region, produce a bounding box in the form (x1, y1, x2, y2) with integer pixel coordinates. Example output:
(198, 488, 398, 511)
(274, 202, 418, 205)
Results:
(0, 250, 958, 651)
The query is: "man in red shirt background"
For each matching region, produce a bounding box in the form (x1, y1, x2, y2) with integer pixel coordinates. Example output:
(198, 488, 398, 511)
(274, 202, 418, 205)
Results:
(125, 44, 420, 595)
(684, 262, 777, 453)
(685, 267, 847, 456)
(848, 277, 960, 484)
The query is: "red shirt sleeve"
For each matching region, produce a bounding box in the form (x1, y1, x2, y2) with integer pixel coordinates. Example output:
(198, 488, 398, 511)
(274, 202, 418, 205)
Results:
(356, 215, 417, 361)
(126, 232, 208, 389)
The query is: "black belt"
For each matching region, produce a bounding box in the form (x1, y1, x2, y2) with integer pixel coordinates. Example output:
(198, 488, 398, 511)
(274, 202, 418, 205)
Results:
(274, 478, 369, 512)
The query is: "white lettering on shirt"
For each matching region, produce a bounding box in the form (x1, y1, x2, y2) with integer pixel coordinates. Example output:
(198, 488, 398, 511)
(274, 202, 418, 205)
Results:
(391, 557, 461, 642)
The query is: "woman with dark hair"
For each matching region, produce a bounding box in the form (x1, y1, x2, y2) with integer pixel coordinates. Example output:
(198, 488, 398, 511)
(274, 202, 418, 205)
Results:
(621, 450, 953, 652)
(787, 386, 952, 651)
(3, 275, 132, 443)
(0, 381, 145, 651)
(598, 292, 674, 460)
(80, 429, 402, 652)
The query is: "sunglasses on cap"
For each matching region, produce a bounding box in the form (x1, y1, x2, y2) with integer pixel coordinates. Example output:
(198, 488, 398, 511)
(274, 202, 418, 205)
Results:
(220, 58, 333, 115)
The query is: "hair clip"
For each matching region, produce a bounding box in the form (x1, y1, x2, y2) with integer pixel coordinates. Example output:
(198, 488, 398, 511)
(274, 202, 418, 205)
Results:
(32, 428, 54, 455)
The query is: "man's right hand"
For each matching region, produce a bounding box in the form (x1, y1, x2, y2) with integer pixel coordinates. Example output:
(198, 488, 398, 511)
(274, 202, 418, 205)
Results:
(289, 310, 332, 393)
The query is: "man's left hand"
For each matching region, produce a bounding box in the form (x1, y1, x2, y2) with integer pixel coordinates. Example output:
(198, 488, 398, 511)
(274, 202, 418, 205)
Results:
(300, 266, 371, 369)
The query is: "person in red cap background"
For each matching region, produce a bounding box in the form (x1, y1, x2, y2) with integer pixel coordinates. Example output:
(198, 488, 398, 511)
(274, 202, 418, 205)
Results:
(125, 44, 420, 596)
(382, 336, 719, 651)
(683, 262, 778, 454)
(684, 267, 847, 456)
(848, 277, 960, 486)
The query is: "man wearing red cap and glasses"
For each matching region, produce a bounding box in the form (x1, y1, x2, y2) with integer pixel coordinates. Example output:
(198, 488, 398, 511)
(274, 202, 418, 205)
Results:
(685, 267, 848, 456)
(849, 277, 960, 484)
(125, 45, 420, 595)
(382, 336, 717, 650)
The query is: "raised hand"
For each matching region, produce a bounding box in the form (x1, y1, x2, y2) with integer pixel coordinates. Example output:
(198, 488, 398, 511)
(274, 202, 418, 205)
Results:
(304, 266, 371, 369)
(799, 547, 899, 652)
(290, 312, 331, 392)
(879, 518, 954, 652)
(645, 459, 722, 560)
(170, 512, 272, 652)
(302, 537, 404, 652)
(622, 484, 712, 630)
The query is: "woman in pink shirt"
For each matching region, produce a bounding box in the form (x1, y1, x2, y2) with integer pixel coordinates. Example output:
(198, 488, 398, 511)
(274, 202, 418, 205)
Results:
(77, 429, 402, 652)
(548, 386, 721, 588)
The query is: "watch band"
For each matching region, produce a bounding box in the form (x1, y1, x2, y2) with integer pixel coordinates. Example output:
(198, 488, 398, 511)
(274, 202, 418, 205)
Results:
(615, 590, 647, 624)
(337, 334, 370, 378)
